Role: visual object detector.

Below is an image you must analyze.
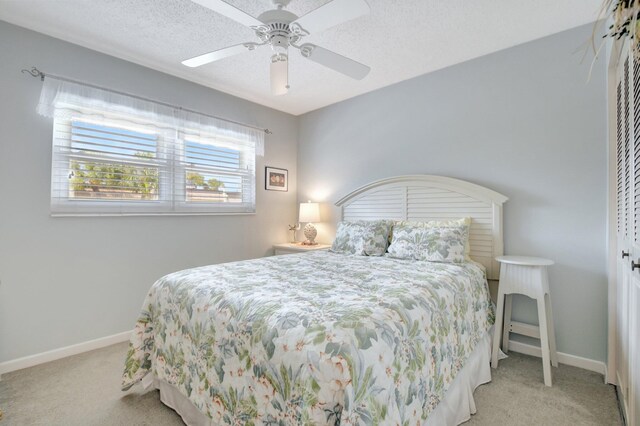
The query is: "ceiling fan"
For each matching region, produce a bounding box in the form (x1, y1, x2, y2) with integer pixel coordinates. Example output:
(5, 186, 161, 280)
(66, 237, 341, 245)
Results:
(182, 0, 371, 95)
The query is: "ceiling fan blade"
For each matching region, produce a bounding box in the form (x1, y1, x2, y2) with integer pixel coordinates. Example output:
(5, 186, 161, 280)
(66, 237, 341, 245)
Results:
(190, 0, 263, 27)
(300, 44, 370, 80)
(291, 0, 369, 34)
(271, 56, 289, 96)
(182, 43, 255, 67)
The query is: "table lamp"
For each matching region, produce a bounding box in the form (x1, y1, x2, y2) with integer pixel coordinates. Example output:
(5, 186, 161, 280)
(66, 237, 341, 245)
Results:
(299, 201, 320, 245)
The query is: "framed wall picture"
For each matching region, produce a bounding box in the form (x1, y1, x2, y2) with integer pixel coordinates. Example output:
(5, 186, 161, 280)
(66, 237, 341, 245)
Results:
(265, 167, 288, 192)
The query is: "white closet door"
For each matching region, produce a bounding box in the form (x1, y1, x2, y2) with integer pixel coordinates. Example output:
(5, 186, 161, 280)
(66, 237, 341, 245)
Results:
(616, 52, 631, 418)
(615, 42, 640, 425)
(629, 51, 640, 425)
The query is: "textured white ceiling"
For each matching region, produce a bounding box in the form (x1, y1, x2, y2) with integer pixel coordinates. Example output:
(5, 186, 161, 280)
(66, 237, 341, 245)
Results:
(0, 0, 603, 115)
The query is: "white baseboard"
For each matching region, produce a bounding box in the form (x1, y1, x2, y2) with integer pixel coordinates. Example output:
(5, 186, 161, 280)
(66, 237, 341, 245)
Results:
(507, 340, 607, 376)
(0, 330, 131, 377)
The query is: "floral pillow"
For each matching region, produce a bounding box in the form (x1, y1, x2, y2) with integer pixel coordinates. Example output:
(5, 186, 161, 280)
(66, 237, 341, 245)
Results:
(330, 220, 393, 256)
(387, 224, 469, 263)
(390, 217, 472, 258)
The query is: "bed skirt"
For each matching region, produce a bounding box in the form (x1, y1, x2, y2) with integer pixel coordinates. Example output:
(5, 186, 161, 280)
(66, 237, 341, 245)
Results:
(425, 329, 493, 425)
(142, 329, 493, 426)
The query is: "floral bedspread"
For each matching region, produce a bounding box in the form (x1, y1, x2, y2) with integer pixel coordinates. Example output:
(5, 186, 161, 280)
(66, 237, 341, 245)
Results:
(122, 251, 493, 425)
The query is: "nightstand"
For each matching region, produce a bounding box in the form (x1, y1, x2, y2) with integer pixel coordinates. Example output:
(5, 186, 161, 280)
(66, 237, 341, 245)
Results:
(273, 243, 331, 255)
(491, 255, 558, 386)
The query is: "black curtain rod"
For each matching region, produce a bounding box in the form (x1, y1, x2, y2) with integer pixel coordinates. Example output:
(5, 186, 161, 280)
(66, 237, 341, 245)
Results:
(21, 67, 272, 135)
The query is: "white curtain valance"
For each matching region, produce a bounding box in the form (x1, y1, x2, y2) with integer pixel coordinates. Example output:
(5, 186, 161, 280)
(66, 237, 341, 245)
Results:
(36, 76, 265, 156)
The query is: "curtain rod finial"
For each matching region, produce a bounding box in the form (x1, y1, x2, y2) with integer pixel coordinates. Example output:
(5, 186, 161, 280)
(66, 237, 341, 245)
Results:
(21, 67, 44, 81)
(265, 129, 272, 135)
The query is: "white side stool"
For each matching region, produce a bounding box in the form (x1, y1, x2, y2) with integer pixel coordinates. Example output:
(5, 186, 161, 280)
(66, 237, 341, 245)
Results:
(490, 255, 558, 386)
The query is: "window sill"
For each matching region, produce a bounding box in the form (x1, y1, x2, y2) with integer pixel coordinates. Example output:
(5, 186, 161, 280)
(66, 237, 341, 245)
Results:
(50, 211, 256, 217)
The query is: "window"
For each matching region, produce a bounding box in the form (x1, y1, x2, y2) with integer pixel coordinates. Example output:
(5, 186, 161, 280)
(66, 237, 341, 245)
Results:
(176, 131, 255, 211)
(184, 141, 242, 203)
(40, 77, 262, 216)
(51, 116, 256, 215)
(65, 121, 161, 202)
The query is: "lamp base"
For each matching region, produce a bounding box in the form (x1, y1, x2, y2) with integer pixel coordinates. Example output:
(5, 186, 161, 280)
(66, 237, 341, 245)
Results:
(302, 223, 317, 245)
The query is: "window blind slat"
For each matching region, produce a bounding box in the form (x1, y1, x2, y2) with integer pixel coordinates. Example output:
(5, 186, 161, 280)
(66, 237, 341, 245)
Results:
(183, 143, 241, 157)
(70, 135, 157, 152)
(72, 122, 157, 141)
(54, 150, 166, 168)
(183, 154, 242, 167)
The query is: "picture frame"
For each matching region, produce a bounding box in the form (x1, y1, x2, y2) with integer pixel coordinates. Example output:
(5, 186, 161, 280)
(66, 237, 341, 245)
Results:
(265, 167, 288, 192)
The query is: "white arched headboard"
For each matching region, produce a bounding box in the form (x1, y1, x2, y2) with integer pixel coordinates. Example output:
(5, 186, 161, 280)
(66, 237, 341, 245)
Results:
(335, 175, 508, 280)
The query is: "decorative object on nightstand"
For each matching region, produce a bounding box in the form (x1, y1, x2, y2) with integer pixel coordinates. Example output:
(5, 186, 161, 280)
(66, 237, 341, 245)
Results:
(273, 242, 331, 255)
(299, 201, 320, 245)
(287, 223, 301, 243)
(491, 255, 558, 387)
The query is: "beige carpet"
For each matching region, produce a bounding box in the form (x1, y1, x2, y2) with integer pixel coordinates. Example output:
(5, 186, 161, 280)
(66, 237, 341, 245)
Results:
(0, 342, 622, 425)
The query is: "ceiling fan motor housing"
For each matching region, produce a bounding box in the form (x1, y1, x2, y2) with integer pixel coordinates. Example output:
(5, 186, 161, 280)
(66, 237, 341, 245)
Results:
(255, 9, 305, 53)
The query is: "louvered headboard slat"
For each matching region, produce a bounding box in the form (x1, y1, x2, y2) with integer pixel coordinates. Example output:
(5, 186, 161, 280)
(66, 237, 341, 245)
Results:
(335, 175, 508, 280)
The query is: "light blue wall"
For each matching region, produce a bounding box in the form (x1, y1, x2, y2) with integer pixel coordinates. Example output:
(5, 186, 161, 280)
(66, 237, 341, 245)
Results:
(298, 24, 608, 361)
(0, 22, 298, 362)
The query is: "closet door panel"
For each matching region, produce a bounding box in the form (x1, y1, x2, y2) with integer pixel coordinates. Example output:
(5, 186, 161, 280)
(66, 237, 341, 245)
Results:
(617, 54, 631, 409)
(628, 52, 640, 426)
(630, 282, 640, 423)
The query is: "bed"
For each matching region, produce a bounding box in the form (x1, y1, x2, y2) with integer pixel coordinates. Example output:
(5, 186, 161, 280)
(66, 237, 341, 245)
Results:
(122, 175, 508, 425)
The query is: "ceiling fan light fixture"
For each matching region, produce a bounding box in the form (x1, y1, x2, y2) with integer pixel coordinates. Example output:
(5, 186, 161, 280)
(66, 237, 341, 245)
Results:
(269, 34, 289, 54)
(270, 53, 289, 96)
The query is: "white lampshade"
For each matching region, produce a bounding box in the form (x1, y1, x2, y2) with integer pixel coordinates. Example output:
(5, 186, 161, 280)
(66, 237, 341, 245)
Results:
(299, 202, 320, 223)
